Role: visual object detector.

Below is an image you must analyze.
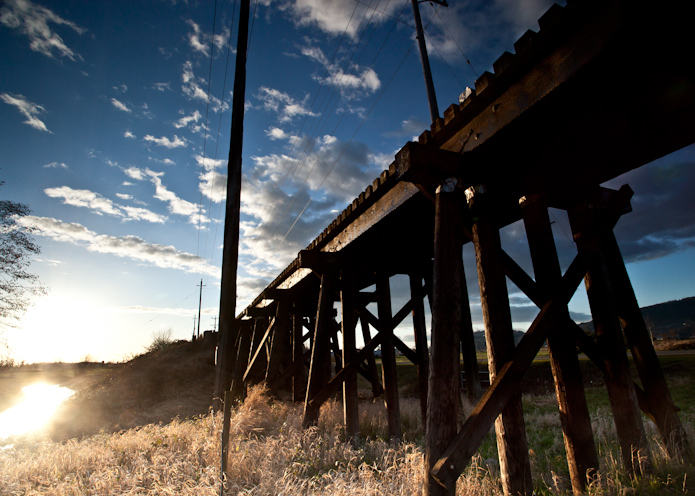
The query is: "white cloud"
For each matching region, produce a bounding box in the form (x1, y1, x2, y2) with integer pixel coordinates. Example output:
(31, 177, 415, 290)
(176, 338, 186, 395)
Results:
(0, 0, 85, 60)
(194, 154, 226, 171)
(124, 130, 136, 139)
(116, 193, 133, 200)
(255, 87, 317, 123)
(266, 127, 291, 141)
(145, 169, 207, 225)
(0, 93, 50, 132)
(44, 186, 124, 217)
(301, 45, 380, 98)
(152, 82, 171, 92)
(199, 169, 227, 203)
(174, 109, 202, 129)
(111, 98, 132, 113)
(185, 19, 227, 57)
(123, 167, 147, 181)
(44, 185, 167, 223)
(181, 61, 228, 112)
(43, 161, 68, 169)
(18, 215, 218, 277)
(113, 84, 128, 93)
(143, 134, 188, 148)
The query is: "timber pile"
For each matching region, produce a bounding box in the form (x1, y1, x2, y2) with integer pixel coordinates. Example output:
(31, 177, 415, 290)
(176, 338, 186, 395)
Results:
(217, 0, 695, 495)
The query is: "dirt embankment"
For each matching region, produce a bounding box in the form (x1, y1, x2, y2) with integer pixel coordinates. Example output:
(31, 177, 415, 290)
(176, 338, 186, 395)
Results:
(47, 338, 217, 441)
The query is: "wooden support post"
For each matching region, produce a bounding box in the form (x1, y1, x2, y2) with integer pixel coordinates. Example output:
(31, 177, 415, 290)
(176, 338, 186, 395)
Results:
(360, 316, 384, 397)
(376, 272, 401, 440)
(521, 194, 598, 493)
(602, 231, 689, 458)
(230, 323, 252, 400)
(303, 270, 337, 428)
(247, 317, 268, 384)
(425, 178, 464, 496)
(459, 267, 480, 403)
(409, 271, 429, 425)
(569, 204, 651, 475)
(266, 300, 290, 392)
(469, 185, 533, 496)
(341, 267, 359, 440)
(292, 303, 307, 402)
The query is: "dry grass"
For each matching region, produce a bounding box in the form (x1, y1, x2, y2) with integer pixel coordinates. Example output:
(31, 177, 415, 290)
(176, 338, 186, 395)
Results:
(2, 384, 694, 495)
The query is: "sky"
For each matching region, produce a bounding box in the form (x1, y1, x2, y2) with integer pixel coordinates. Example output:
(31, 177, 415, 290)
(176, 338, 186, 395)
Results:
(1, 0, 694, 363)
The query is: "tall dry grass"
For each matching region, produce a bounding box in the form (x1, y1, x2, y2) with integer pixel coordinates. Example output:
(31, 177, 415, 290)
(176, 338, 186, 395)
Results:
(1, 385, 693, 495)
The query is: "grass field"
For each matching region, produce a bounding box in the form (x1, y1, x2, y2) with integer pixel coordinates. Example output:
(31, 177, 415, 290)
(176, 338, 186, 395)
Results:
(1, 343, 694, 494)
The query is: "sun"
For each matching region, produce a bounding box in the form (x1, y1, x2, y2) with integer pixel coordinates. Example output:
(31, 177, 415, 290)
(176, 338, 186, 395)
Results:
(0, 383, 75, 442)
(9, 294, 109, 363)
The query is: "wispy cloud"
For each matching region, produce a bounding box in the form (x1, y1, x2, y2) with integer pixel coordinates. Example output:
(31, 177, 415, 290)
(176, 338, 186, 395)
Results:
(0, 93, 50, 132)
(124, 166, 207, 225)
(173, 109, 202, 129)
(255, 87, 317, 123)
(124, 130, 136, 139)
(185, 19, 227, 57)
(152, 82, 171, 92)
(0, 0, 86, 60)
(143, 134, 188, 148)
(44, 185, 167, 223)
(181, 61, 228, 113)
(43, 161, 68, 169)
(301, 45, 380, 98)
(111, 98, 132, 113)
(18, 215, 218, 277)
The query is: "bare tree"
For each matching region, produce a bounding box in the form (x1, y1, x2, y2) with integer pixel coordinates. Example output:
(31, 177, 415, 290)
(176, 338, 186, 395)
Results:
(1, 181, 46, 329)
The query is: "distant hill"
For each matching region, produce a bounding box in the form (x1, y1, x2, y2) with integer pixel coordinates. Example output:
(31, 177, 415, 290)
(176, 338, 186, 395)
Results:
(577, 296, 695, 340)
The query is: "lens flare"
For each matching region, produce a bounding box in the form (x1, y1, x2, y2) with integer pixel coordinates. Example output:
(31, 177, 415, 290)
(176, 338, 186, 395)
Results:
(0, 383, 75, 441)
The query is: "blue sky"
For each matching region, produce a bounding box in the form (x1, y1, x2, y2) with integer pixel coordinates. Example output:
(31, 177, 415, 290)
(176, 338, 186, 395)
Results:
(1, 0, 694, 363)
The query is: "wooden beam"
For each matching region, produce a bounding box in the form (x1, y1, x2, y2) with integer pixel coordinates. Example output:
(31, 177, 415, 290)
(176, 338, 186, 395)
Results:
(292, 303, 307, 402)
(602, 231, 689, 458)
(230, 325, 252, 401)
(377, 273, 401, 440)
(360, 316, 384, 398)
(303, 270, 338, 427)
(570, 203, 651, 475)
(522, 193, 598, 493)
(425, 178, 464, 496)
(409, 271, 430, 425)
(243, 317, 274, 383)
(265, 301, 290, 390)
(308, 333, 384, 410)
(341, 266, 359, 439)
(431, 299, 565, 489)
(469, 186, 532, 496)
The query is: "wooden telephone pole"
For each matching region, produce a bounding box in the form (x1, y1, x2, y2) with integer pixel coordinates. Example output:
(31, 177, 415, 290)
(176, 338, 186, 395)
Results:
(411, 0, 447, 124)
(213, 0, 251, 410)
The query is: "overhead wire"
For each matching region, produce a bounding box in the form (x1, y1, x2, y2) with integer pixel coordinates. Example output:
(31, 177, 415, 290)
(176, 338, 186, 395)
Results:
(244, 0, 398, 254)
(258, 0, 388, 243)
(276, 0, 419, 249)
(242, 1, 364, 247)
(195, 0, 219, 280)
(207, 0, 238, 267)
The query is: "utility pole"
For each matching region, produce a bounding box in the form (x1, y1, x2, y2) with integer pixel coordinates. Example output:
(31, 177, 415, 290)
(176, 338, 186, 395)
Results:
(192, 315, 197, 341)
(411, 0, 447, 124)
(197, 279, 205, 339)
(214, 0, 251, 410)
(213, 316, 218, 332)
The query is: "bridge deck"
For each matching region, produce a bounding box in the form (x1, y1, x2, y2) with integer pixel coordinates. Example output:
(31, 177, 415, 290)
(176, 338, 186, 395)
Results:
(240, 0, 695, 317)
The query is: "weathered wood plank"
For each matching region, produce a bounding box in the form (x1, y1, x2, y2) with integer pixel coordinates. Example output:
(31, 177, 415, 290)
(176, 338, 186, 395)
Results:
(303, 270, 338, 427)
(425, 178, 464, 496)
(522, 194, 598, 493)
(470, 187, 532, 496)
(377, 273, 401, 440)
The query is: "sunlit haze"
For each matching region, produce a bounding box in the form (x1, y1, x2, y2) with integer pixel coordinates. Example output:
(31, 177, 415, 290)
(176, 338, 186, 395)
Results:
(2, 0, 694, 363)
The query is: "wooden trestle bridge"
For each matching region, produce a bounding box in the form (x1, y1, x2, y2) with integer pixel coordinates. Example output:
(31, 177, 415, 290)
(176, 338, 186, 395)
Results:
(214, 0, 694, 494)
